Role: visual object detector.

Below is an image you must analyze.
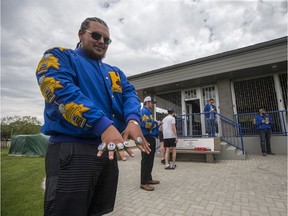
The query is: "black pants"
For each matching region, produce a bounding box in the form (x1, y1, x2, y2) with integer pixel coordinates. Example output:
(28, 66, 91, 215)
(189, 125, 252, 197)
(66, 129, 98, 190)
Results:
(259, 129, 272, 153)
(44, 142, 119, 216)
(141, 136, 156, 184)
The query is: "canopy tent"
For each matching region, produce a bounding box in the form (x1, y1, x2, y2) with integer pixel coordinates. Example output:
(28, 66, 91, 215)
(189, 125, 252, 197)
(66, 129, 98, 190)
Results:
(8, 134, 49, 156)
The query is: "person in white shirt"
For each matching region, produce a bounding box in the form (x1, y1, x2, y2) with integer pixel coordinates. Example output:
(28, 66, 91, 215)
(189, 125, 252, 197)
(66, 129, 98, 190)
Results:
(162, 108, 178, 169)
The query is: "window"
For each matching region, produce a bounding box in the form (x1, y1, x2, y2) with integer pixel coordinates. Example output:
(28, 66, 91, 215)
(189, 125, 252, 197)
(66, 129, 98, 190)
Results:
(202, 86, 216, 107)
(233, 76, 283, 134)
(184, 89, 197, 100)
(234, 76, 278, 114)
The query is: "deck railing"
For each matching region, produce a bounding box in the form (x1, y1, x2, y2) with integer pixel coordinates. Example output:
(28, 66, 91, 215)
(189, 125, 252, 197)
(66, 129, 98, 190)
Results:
(158, 110, 286, 155)
(175, 112, 245, 154)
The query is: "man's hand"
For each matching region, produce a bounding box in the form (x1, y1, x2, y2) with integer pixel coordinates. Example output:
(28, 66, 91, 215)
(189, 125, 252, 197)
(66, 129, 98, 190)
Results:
(122, 120, 151, 154)
(97, 125, 132, 161)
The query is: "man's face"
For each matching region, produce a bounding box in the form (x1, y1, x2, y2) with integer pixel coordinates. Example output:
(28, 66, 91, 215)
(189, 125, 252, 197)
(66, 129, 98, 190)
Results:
(209, 100, 214, 104)
(79, 21, 110, 59)
(147, 101, 154, 109)
(260, 109, 266, 115)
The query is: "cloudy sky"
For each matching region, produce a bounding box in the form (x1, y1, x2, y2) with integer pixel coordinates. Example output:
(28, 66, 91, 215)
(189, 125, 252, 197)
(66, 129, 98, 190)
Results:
(1, 0, 287, 123)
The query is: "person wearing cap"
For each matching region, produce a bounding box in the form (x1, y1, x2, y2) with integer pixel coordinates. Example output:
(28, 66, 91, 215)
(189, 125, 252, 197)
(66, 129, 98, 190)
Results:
(162, 108, 178, 169)
(140, 96, 161, 191)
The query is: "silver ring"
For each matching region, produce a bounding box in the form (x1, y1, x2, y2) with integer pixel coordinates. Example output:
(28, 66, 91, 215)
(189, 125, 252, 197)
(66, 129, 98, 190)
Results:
(123, 141, 130, 148)
(135, 137, 143, 145)
(116, 143, 124, 150)
(98, 143, 106, 151)
(107, 143, 116, 151)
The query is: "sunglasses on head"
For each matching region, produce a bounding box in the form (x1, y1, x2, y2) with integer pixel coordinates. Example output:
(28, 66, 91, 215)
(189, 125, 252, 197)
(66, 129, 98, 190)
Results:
(86, 30, 112, 45)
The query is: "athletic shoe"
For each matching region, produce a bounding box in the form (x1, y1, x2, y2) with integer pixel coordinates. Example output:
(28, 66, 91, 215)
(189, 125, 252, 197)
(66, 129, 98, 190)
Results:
(165, 165, 174, 170)
(171, 164, 176, 169)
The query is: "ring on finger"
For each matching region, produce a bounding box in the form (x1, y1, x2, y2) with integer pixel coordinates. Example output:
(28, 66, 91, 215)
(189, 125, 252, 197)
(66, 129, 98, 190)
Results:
(135, 137, 143, 145)
(107, 143, 116, 151)
(123, 141, 130, 148)
(98, 143, 107, 151)
(116, 143, 124, 150)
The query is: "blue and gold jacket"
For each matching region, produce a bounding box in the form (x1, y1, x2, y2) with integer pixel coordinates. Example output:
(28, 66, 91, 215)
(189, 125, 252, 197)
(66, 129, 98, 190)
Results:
(140, 106, 159, 138)
(255, 114, 273, 130)
(35, 47, 141, 145)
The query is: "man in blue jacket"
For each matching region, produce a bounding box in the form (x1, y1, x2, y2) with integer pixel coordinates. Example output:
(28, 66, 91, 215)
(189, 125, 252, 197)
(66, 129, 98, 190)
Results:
(140, 96, 161, 191)
(36, 17, 150, 216)
(204, 98, 217, 137)
(255, 108, 275, 156)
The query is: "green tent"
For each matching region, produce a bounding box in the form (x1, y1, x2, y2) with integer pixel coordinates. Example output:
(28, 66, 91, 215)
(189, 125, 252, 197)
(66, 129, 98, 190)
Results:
(8, 134, 49, 156)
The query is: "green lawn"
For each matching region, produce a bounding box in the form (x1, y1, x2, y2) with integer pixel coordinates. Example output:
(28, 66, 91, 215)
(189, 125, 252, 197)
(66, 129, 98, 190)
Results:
(1, 148, 45, 216)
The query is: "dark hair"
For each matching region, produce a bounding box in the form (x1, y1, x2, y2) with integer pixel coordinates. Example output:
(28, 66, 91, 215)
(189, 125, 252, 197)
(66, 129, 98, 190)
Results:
(80, 17, 109, 31)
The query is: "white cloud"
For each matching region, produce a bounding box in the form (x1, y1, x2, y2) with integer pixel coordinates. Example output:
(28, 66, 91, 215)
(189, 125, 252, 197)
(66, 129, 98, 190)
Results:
(1, 0, 287, 123)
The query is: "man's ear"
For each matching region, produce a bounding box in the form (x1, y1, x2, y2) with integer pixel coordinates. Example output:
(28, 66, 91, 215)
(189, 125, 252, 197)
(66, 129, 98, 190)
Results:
(78, 29, 84, 41)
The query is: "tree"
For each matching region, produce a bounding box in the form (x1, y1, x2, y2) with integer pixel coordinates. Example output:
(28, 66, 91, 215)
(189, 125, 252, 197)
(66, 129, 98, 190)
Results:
(1, 116, 42, 140)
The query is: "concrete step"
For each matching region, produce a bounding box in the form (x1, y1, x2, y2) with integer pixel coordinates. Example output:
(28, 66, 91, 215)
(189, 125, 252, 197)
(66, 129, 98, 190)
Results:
(216, 141, 245, 160)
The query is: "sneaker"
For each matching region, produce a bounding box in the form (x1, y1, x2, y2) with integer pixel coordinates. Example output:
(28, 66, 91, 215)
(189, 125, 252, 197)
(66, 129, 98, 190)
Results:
(161, 159, 165, 164)
(140, 184, 155, 191)
(171, 164, 176, 169)
(267, 152, 275, 155)
(165, 164, 174, 170)
(262, 153, 267, 156)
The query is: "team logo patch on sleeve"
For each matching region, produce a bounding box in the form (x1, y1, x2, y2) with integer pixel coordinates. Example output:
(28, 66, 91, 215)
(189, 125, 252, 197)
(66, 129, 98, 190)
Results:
(39, 76, 63, 103)
(141, 115, 149, 122)
(36, 53, 60, 74)
(145, 122, 152, 129)
(108, 72, 122, 93)
(58, 102, 90, 128)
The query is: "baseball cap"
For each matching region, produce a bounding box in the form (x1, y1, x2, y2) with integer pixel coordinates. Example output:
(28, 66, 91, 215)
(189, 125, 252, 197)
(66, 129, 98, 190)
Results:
(143, 96, 155, 103)
(168, 108, 174, 113)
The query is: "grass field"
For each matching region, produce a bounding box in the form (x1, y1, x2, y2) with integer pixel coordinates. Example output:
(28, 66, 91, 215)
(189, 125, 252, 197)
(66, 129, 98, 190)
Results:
(1, 148, 45, 216)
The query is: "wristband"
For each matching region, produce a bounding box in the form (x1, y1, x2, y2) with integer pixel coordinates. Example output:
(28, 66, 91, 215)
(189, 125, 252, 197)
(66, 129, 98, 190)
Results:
(128, 120, 139, 126)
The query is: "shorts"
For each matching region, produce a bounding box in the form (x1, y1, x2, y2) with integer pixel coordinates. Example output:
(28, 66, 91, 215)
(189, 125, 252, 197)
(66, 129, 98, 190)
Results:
(164, 138, 177, 148)
(158, 131, 164, 142)
(44, 142, 119, 216)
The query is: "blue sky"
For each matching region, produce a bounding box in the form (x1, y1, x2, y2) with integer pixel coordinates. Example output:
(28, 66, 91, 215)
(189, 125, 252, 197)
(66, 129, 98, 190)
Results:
(1, 0, 287, 122)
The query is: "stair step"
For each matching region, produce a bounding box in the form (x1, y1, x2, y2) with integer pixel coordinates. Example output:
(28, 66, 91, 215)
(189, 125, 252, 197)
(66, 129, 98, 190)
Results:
(226, 146, 236, 151)
(236, 149, 243, 155)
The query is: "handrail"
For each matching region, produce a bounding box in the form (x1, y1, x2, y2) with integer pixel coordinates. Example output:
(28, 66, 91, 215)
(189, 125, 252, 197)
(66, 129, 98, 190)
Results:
(175, 112, 245, 155)
(216, 113, 244, 155)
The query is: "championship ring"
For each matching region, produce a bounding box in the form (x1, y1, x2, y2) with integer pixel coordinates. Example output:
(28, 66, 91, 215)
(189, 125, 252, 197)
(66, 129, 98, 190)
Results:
(116, 143, 124, 150)
(135, 137, 143, 145)
(123, 141, 130, 148)
(98, 143, 106, 151)
(107, 143, 116, 151)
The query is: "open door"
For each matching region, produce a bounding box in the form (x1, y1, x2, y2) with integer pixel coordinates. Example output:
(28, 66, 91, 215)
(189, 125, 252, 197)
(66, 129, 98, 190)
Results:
(185, 99, 202, 136)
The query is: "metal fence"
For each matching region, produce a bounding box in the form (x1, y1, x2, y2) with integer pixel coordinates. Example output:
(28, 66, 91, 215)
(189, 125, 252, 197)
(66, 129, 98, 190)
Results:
(234, 110, 287, 136)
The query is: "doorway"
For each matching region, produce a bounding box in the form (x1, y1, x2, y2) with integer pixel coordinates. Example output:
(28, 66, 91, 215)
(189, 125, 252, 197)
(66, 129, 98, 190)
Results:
(185, 99, 202, 136)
